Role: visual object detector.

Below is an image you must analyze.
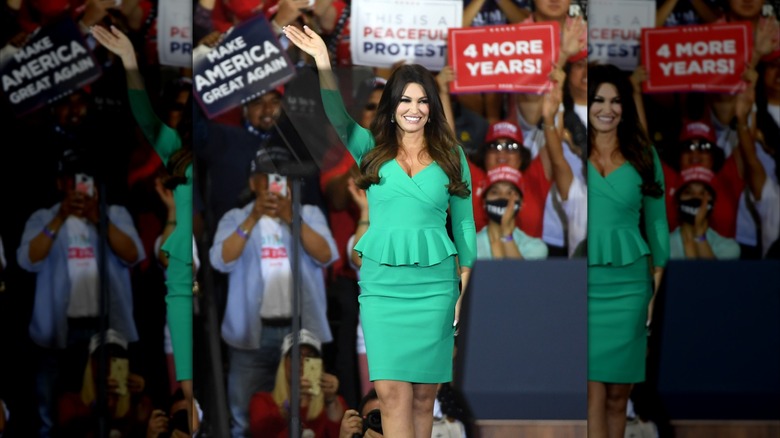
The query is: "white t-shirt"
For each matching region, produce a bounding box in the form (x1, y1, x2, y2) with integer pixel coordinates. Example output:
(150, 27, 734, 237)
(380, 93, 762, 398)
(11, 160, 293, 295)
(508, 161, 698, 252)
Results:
(259, 217, 292, 319)
(66, 217, 99, 317)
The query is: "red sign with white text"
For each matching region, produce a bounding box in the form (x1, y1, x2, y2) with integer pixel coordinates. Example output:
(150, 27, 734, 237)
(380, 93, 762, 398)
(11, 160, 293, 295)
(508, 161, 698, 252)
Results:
(641, 22, 752, 93)
(448, 22, 559, 94)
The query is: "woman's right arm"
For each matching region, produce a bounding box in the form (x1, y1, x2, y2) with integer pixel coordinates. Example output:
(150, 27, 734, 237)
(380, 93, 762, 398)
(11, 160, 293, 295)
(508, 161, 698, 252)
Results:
(284, 25, 373, 161)
(91, 25, 180, 162)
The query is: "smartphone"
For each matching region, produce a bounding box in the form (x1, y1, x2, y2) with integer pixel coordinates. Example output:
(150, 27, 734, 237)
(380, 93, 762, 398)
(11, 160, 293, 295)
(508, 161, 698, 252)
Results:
(268, 173, 288, 197)
(75, 173, 94, 197)
(303, 357, 323, 395)
(109, 357, 129, 395)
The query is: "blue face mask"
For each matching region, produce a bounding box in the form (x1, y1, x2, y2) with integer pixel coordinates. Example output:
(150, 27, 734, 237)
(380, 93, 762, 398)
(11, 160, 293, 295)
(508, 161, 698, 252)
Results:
(486, 198, 521, 224)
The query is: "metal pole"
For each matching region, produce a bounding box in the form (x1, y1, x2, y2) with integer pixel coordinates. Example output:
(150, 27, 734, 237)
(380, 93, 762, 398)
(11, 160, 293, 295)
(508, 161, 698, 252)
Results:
(96, 178, 109, 438)
(289, 175, 302, 437)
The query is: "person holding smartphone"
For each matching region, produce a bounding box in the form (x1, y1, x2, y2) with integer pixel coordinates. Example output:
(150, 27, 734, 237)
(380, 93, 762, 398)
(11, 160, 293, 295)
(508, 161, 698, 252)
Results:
(248, 329, 345, 437)
(17, 148, 145, 437)
(209, 148, 338, 437)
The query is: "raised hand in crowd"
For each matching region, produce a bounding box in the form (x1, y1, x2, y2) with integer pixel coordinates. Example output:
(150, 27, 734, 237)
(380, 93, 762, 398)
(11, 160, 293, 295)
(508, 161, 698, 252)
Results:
(435, 65, 457, 133)
(735, 67, 767, 201)
(560, 14, 586, 64)
(629, 64, 649, 134)
(752, 15, 780, 67)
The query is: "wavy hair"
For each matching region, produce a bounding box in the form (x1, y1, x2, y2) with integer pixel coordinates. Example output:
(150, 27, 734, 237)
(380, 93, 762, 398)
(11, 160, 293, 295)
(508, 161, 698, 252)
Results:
(588, 63, 663, 198)
(355, 64, 470, 198)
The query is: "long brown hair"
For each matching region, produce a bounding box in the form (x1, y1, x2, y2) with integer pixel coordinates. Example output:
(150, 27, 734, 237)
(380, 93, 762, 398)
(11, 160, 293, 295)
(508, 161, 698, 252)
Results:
(355, 64, 470, 198)
(588, 63, 662, 198)
(162, 93, 193, 190)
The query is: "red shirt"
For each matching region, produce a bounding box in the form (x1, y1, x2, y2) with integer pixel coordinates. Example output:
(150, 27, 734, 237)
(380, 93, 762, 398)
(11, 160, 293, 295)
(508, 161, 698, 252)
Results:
(319, 148, 360, 281)
(249, 392, 345, 438)
(518, 156, 552, 237)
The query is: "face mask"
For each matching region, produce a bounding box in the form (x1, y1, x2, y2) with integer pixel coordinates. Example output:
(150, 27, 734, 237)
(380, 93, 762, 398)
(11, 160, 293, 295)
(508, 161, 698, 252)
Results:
(678, 197, 712, 224)
(486, 199, 521, 224)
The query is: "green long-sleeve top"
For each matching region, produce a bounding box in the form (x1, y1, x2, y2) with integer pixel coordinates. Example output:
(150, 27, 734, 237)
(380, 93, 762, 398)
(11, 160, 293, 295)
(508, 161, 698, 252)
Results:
(587, 146, 670, 269)
(321, 89, 477, 269)
(128, 89, 193, 380)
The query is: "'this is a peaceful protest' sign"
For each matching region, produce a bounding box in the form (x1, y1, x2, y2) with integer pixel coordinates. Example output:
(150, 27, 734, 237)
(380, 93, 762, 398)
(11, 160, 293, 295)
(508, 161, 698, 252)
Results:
(641, 22, 753, 93)
(1, 18, 101, 117)
(350, 0, 462, 71)
(448, 22, 559, 94)
(193, 14, 295, 119)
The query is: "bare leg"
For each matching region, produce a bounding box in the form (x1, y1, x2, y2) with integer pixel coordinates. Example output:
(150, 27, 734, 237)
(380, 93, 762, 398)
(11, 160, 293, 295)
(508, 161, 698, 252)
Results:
(605, 383, 633, 438)
(588, 380, 607, 438)
(374, 380, 414, 438)
(411, 383, 437, 438)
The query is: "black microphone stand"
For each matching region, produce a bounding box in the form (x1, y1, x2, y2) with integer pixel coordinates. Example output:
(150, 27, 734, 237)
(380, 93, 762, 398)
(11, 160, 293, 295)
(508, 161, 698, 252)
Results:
(96, 177, 109, 438)
(272, 122, 318, 438)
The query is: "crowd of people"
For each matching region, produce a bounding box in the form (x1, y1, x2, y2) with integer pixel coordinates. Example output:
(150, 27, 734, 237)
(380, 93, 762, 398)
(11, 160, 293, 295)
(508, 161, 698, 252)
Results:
(0, 0, 778, 437)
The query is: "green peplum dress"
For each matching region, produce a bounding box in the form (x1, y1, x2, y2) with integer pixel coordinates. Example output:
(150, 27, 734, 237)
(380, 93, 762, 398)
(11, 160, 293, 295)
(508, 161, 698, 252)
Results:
(322, 89, 477, 383)
(128, 89, 193, 381)
(587, 147, 669, 383)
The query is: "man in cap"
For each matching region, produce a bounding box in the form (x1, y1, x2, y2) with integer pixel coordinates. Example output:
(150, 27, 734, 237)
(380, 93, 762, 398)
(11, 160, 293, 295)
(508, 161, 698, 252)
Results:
(209, 149, 338, 438)
(17, 148, 145, 437)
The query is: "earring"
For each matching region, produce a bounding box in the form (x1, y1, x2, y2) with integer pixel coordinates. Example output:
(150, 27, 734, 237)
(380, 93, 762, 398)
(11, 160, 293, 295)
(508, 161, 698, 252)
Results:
(391, 115, 395, 123)
(427, 118, 431, 124)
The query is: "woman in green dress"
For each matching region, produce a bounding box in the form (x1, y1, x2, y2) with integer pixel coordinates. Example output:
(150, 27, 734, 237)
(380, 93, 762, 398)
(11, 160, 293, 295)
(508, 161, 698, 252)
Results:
(284, 25, 477, 438)
(587, 64, 669, 438)
(91, 24, 195, 431)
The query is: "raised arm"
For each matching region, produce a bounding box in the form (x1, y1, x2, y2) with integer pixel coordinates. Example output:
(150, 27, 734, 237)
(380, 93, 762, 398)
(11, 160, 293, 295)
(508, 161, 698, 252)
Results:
(91, 24, 181, 162)
(542, 67, 573, 200)
(734, 68, 767, 200)
(284, 24, 337, 90)
(285, 24, 374, 161)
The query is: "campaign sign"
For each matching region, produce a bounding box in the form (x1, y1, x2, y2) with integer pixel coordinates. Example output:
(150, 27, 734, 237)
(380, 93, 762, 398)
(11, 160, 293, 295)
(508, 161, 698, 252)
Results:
(350, 0, 462, 71)
(448, 22, 559, 94)
(157, 0, 192, 68)
(588, 0, 655, 71)
(193, 14, 295, 119)
(641, 22, 753, 93)
(0, 17, 101, 117)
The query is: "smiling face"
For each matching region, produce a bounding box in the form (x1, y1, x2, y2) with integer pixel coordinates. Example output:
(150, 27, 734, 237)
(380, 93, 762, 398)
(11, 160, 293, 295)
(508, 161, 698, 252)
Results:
(394, 83, 430, 135)
(589, 83, 622, 134)
(244, 91, 282, 131)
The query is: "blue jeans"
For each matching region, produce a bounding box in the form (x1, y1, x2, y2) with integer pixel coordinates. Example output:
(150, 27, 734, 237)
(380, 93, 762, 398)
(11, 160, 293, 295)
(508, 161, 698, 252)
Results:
(227, 325, 288, 438)
(36, 325, 97, 437)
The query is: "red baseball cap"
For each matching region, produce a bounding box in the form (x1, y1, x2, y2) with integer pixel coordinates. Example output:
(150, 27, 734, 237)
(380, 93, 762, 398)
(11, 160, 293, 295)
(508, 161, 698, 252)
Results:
(679, 166, 715, 188)
(568, 48, 588, 63)
(678, 118, 716, 144)
(484, 121, 523, 144)
(486, 165, 523, 194)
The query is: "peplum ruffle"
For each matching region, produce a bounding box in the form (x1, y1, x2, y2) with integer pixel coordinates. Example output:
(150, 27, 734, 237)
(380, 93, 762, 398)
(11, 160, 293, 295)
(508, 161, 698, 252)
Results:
(354, 227, 458, 267)
(588, 227, 650, 267)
